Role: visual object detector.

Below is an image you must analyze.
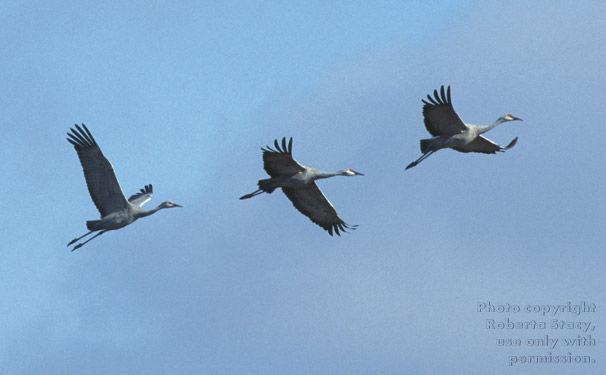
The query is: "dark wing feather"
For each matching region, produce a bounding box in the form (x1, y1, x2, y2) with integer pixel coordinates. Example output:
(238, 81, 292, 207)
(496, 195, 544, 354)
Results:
(282, 183, 356, 236)
(422, 85, 467, 136)
(67, 124, 129, 217)
(452, 136, 518, 154)
(128, 184, 153, 207)
(262, 137, 305, 177)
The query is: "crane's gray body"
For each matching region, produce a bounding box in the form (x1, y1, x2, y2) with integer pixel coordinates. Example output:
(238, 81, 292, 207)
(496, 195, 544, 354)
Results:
(424, 129, 479, 151)
(85, 202, 163, 231)
(259, 166, 347, 190)
(88, 209, 137, 231)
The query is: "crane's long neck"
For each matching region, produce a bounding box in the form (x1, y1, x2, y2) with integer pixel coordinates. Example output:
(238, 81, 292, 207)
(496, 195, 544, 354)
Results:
(136, 204, 165, 218)
(313, 170, 348, 180)
(477, 118, 506, 135)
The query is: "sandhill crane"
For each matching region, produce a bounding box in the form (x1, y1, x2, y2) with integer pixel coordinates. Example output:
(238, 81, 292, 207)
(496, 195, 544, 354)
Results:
(405, 85, 522, 170)
(67, 124, 182, 251)
(240, 137, 363, 236)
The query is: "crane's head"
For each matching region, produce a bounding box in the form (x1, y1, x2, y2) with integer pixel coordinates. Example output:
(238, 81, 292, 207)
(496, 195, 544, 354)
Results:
(344, 168, 364, 176)
(503, 114, 523, 122)
(160, 201, 183, 209)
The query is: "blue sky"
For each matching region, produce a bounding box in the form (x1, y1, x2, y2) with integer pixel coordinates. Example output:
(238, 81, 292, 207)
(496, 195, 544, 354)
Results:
(1, 1, 605, 374)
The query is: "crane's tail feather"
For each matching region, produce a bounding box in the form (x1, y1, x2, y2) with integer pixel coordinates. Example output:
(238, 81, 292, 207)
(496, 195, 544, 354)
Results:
(420, 139, 432, 154)
(257, 178, 278, 193)
(86, 220, 101, 230)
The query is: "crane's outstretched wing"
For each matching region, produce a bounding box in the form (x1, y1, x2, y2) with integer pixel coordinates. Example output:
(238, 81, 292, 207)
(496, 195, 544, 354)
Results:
(452, 136, 518, 154)
(128, 184, 153, 207)
(422, 85, 467, 136)
(282, 183, 356, 236)
(67, 124, 129, 217)
(262, 137, 305, 177)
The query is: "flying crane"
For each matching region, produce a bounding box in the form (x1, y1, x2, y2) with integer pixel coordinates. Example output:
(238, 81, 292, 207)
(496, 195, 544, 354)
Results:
(406, 85, 522, 170)
(240, 137, 363, 236)
(67, 124, 182, 251)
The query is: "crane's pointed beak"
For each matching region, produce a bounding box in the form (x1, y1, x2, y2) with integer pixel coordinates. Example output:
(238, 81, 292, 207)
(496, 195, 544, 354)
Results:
(174, 203, 183, 207)
(355, 171, 364, 176)
(505, 114, 523, 122)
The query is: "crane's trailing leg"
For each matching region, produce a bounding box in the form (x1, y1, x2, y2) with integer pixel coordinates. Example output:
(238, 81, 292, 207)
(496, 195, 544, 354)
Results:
(67, 231, 95, 246)
(71, 230, 108, 251)
(406, 150, 435, 170)
(240, 178, 278, 200)
(239, 189, 263, 200)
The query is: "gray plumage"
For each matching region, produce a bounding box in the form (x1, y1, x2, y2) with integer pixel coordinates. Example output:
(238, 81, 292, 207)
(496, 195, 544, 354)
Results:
(406, 85, 522, 170)
(240, 137, 363, 236)
(67, 124, 181, 251)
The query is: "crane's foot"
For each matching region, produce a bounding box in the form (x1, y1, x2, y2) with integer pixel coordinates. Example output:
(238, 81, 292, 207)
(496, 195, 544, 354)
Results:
(71, 243, 83, 251)
(67, 238, 78, 246)
(239, 189, 263, 200)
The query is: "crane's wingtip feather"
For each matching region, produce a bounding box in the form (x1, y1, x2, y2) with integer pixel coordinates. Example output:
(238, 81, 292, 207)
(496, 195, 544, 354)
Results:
(503, 137, 518, 150)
